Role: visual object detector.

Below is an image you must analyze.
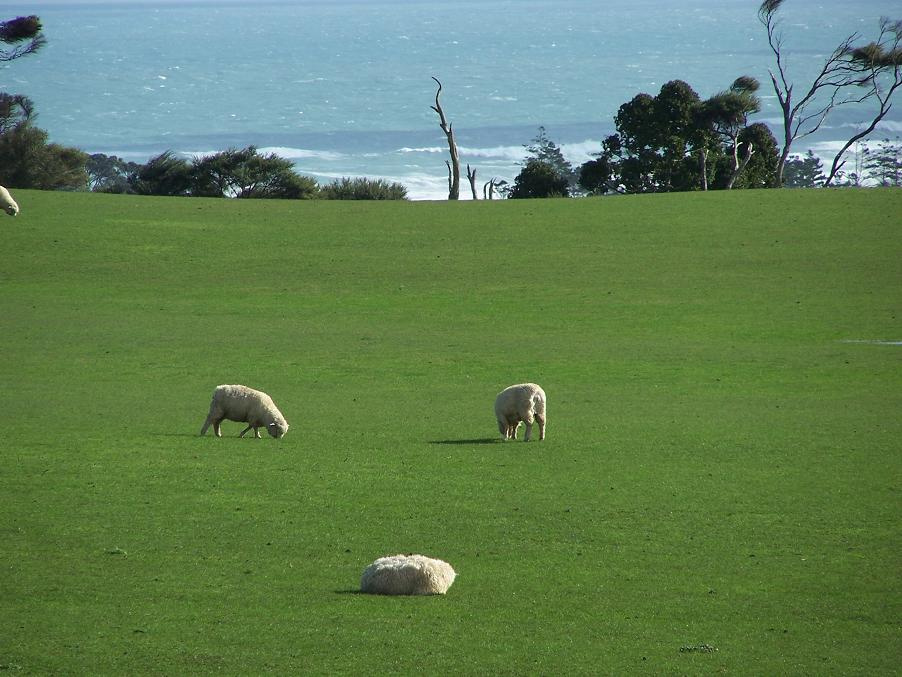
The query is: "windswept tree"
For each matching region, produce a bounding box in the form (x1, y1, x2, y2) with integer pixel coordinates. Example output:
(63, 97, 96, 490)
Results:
(720, 122, 779, 189)
(0, 14, 89, 190)
(0, 93, 35, 135)
(759, 1, 902, 186)
(0, 124, 87, 190)
(700, 76, 762, 189)
(0, 15, 45, 62)
(87, 153, 141, 193)
(184, 146, 318, 199)
(128, 151, 192, 196)
(823, 19, 902, 185)
(191, 146, 317, 199)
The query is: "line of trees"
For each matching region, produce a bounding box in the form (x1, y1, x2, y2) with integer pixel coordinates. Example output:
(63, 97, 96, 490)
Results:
(3, 3, 900, 201)
(0, 14, 408, 201)
(87, 148, 408, 200)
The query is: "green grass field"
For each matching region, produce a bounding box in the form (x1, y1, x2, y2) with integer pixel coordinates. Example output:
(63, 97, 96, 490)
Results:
(1, 188, 900, 674)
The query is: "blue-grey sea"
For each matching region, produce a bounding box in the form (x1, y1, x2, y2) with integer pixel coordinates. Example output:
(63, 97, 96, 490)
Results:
(3, 0, 900, 198)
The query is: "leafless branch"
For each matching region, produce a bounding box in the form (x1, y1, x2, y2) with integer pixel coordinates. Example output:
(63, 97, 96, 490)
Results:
(466, 164, 478, 199)
(758, 1, 901, 186)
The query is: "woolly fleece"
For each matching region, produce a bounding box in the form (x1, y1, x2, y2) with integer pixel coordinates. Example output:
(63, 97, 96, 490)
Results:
(360, 554, 457, 595)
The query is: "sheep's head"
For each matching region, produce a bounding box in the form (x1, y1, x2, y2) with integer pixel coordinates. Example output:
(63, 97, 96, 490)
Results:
(268, 421, 289, 439)
(4, 203, 18, 216)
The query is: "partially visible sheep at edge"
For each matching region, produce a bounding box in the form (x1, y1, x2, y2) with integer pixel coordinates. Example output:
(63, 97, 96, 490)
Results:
(494, 382, 546, 441)
(200, 384, 289, 439)
(0, 185, 19, 216)
(360, 554, 457, 595)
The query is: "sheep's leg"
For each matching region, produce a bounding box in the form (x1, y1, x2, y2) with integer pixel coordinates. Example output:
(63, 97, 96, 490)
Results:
(239, 425, 253, 438)
(508, 421, 519, 440)
(537, 414, 546, 441)
(254, 428, 262, 439)
(200, 414, 213, 436)
(213, 419, 223, 437)
(201, 405, 222, 436)
(522, 410, 535, 441)
(497, 419, 508, 440)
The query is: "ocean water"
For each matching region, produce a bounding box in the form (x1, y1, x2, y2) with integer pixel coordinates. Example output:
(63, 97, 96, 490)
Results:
(3, 0, 900, 198)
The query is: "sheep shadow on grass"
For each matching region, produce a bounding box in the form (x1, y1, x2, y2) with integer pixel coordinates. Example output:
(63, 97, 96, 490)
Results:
(429, 438, 499, 446)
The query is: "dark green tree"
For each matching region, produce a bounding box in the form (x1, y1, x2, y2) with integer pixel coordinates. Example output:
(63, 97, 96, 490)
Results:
(0, 124, 87, 190)
(508, 158, 570, 198)
(87, 153, 141, 193)
(0, 14, 91, 190)
(522, 126, 577, 190)
(0, 93, 34, 134)
(580, 80, 708, 193)
(782, 150, 826, 188)
(0, 15, 45, 62)
(128, 150, 192, 196)
(700, 76, 763, 189)
(717, 122, 779, 189)
(190, 146, 317, 199)
(577, 153, 616, 195)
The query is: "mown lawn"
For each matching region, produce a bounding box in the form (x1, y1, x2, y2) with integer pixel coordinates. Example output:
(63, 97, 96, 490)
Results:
(1, 188, 899, 674)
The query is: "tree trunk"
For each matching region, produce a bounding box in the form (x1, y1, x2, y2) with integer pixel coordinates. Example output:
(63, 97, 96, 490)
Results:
(698, 148, 709, 191)
(430, 77, 460, 200)
(466, 164, 478, 199)
(726, 141, 754, 190)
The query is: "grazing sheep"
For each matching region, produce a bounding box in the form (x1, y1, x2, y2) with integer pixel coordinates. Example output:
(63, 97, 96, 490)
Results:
(360, 554, 456, 595)
(199, 384, 289, 439)
(494, 382, 546, 441)
(0, 185, 19, 216)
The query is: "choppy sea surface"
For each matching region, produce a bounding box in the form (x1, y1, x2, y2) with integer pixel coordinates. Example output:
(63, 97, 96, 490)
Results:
(3, 0, 900, 198)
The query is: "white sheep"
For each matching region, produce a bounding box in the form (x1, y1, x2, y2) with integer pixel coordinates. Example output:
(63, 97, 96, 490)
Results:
(360, 554, 457, 595)
(494, 382, 546, 441)
(199, 384, 289, 438)
(0, 185, 19, 216)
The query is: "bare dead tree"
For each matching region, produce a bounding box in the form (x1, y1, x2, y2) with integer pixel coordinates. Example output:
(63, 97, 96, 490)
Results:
(482, 178, 508, 199)
(466, 164, 479, 199)
(824, 18, 902, 185)
(430, 77, 460, 200)
(758, 1, 900, 186)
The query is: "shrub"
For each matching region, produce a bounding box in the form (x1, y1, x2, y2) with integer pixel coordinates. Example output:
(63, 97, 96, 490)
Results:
(320, 177, 408, 200)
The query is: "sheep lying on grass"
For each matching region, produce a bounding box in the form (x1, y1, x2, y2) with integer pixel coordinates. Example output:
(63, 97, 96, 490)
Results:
(0, 186, 19, 216)
(494, 382, 546, 441)
(200, 384, 289, 439)
(360, 554, 456, 595)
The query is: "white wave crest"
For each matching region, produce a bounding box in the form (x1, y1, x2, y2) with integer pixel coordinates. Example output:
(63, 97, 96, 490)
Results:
(397, 146, 446, 154)
(258, 146, 345, 161)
